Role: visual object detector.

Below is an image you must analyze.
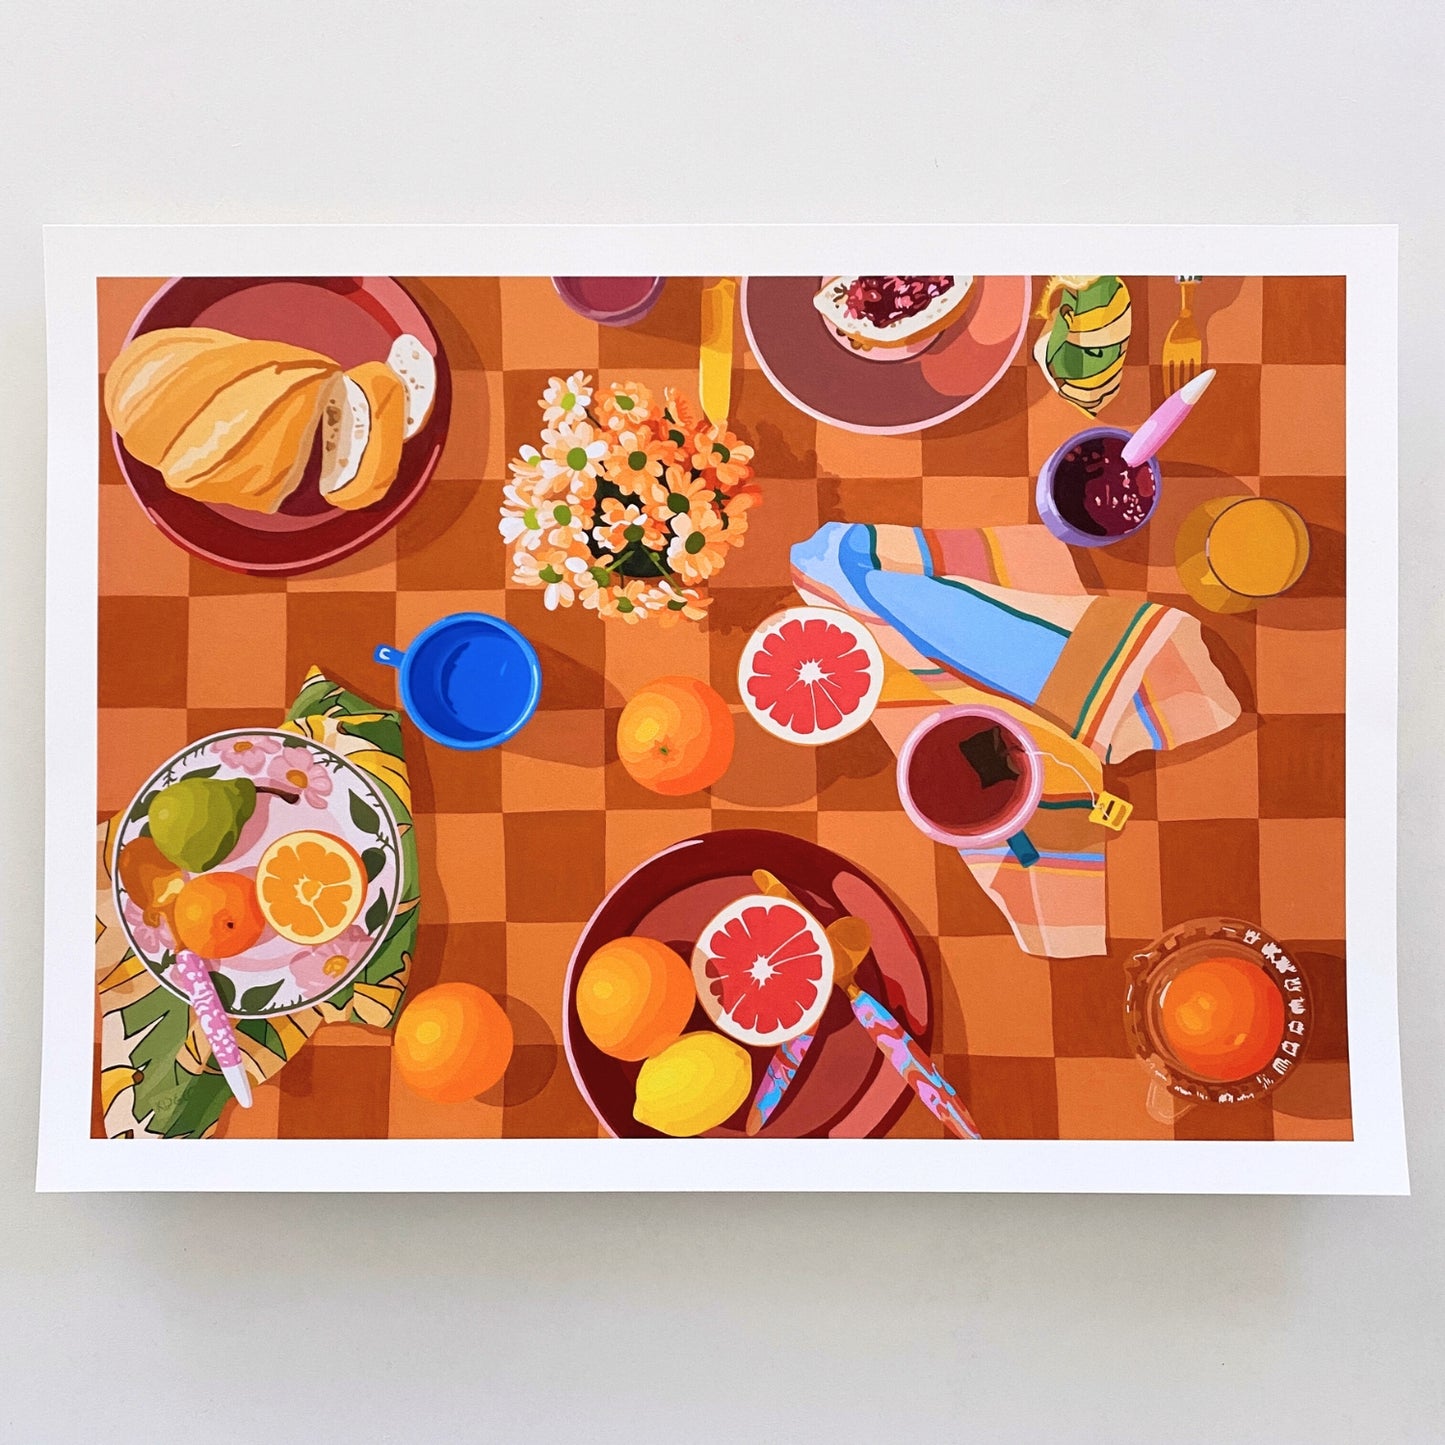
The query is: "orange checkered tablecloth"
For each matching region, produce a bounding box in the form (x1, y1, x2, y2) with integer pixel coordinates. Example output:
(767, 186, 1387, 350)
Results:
(93, 274, 1350, 1141)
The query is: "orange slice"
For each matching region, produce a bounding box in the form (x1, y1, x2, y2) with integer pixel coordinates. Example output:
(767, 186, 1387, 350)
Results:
(255, 830, 367, 945)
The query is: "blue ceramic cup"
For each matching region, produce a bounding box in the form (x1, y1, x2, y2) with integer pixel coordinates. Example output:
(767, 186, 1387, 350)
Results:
(375, 613, 541, 750)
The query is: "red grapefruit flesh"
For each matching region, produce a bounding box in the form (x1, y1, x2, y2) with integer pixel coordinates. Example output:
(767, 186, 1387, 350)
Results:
(691, 893, 834, 1047)
(738, 606, 884, 746)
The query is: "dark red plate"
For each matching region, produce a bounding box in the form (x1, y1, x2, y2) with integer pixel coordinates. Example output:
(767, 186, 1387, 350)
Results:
(111, 276, 451, 576)
(741, 275, 1031, 434)
(564, 829, 931, 1138)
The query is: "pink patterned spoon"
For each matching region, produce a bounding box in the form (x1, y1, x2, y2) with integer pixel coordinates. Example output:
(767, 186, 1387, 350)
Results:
(171, 950, 252, 1109)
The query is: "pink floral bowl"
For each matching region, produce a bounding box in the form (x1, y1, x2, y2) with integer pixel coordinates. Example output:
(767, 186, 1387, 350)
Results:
(112, 728, 402, 1017)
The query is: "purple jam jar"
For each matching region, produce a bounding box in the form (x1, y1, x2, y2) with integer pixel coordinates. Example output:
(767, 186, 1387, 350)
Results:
(1036, 426, 1162, 548)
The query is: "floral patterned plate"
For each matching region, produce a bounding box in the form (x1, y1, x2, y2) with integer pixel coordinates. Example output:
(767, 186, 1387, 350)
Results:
(112, 728, 403, 1017)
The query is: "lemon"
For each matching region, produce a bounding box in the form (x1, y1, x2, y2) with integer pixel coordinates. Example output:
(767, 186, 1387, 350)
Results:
(633, 1032, 752, 1137)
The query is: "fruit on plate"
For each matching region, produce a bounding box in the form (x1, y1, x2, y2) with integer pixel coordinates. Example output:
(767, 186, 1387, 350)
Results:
(691, 893, 834, 1048)
(738, 606, 884, 746)
(104, 325, 437, 515)
(116, 835, 185, 925)
(171, 871, 267, 959)
(633, 1031, 752, 1137)
(576, 936, 696, 1061)
(394, 982, 514, 1103)
(148, 775, 258, 873)
(616, 676, 735, 796)
(812, 275, 974, 351)
(255, 830, 368, 946)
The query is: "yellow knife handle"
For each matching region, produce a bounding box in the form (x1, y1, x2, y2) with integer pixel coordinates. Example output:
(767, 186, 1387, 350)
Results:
(700, 278, 737, 425)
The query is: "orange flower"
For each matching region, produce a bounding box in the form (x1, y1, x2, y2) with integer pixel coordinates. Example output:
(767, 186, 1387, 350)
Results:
(596, 578, 653, 623)
(646, 463, 716, 517)
(650, 579, 712, 626)
(661, 386, 701, 438)
(691, 423, 755, 490)
(596, 381, 657, 433)
(667, 507, 729, 583)
(593, 497, 667, 552)
(602, 428, 677, 493)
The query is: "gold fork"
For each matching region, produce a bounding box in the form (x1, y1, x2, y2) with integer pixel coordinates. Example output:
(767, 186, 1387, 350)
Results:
(1161, 275, 1204, 393)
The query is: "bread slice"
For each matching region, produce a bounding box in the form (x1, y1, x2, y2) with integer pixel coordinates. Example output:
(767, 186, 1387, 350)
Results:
(160, 360, 337, 512)
(321, 362, 406, 511)
(385, 333, 436, 438)
(812, 276, 974, 351)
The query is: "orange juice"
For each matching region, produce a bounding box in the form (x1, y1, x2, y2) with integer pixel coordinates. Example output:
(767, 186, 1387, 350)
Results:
(1204, 497, 1310, 599)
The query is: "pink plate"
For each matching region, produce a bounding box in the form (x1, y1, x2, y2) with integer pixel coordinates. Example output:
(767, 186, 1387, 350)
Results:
(564, 829, 931, 1139)
(110, 276, 451, 577)
(741, 275, 1032, 434)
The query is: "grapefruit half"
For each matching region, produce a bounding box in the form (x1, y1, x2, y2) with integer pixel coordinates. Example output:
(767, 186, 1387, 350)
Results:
(738, 606, 884, 746)
(691, 893, 834, 1047)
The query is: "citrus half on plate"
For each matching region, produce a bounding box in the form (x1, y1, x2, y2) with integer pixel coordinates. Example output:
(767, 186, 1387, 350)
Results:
(691, 892, 834, 1048)
(256, 830, 367, 945)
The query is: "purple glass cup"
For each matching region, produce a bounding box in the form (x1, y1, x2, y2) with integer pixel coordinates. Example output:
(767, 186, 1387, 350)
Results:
(551, 277, 666, 327)
(1036, 425, 1162, 548)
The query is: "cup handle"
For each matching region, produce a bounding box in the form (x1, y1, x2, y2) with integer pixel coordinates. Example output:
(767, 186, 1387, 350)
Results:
(374, 645, 404, 669)
(1145, 1075, 1191, 1126)
(1006, 831, 1040, 868)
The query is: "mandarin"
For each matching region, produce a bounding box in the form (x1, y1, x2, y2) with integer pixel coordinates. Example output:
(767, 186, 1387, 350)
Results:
(616, 676, 734, 796)
(576, 936, 695, 1061)
(394, 983, 514, 1103)
(171, 871, 266, 959)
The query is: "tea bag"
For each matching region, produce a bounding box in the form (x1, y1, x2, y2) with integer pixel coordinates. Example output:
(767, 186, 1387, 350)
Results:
(1034, 275, 1132, 415)
(958, 725, 1021, 789)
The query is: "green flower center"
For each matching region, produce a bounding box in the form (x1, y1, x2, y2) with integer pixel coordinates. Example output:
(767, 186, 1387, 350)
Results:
(553, 503, 572, 525)
(540, 564, 562, 584)
(615, 395, 635, 412)
(667, 599, 686, 611)
(589, 566, 613, 586)
(628, 450, 648, 470)
(560, 391, 576, 410)
(566, 447, 589, 471)
(624, 523, 643, 543)
(668, 428, 685, 445)
(617, 597, 635, 612)
(684, 532, 706, 555)
(522, 507, 540, 530)
(713, 443, 731, 463)
(666, 492, 690, 514)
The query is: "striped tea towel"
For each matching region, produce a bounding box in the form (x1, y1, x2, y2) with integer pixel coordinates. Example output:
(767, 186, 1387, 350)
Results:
(791, 523, 1240, 957)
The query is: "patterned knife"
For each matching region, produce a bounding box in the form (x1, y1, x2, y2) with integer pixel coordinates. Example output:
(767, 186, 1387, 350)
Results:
(743, 872, 981, 1139)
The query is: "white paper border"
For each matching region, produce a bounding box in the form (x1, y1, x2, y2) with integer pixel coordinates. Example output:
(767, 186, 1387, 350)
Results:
(40, 224, 1405, 1193)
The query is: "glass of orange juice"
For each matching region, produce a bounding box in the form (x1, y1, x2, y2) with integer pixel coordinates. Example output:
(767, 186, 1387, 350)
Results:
(1124, 917, 1310, 1123)
(1203, 497, 1311, 601)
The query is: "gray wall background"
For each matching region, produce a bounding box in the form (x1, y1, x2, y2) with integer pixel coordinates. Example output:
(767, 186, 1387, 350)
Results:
(1, 3, 1438, 1439)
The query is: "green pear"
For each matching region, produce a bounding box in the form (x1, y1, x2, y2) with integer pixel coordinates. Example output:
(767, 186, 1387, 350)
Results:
(147, 775, 257, 872)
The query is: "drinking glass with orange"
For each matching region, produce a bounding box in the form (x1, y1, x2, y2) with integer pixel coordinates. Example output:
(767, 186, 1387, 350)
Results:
(1125, 917, 1310, 1123)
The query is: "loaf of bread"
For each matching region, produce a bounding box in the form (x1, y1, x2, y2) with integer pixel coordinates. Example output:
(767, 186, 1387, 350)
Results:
(106, 324, 433, 515)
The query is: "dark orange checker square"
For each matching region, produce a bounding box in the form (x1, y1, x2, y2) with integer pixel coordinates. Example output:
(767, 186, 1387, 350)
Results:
(1262, 276, 1346, 365)
(505, 811, 605, 923)
(1256, 714, 1346, 818)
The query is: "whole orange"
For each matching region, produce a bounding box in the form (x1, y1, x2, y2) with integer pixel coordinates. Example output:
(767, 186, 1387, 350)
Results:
(617, 676, 734, 796)
(394, 983, 514, 1103)
(576, 936, 695, 1061)
(171, 871, 266, 959)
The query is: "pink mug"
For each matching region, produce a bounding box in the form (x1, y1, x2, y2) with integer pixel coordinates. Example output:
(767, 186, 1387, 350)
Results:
(896, 705, 1044, 867)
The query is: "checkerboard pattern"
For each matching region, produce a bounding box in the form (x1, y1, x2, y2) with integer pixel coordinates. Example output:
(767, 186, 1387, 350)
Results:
(94, 274, 1351, 1141)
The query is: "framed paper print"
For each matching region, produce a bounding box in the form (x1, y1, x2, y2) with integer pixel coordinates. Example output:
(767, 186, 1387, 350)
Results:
(38, 224, 1406, 1192)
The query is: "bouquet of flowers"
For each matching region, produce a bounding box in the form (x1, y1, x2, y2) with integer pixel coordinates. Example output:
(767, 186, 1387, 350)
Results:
(501, 374, 760, 623)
